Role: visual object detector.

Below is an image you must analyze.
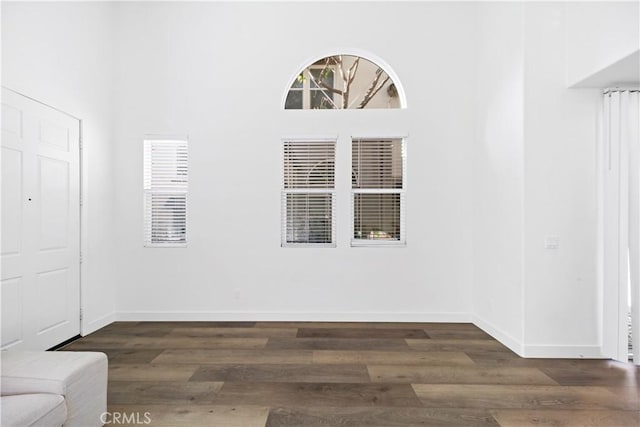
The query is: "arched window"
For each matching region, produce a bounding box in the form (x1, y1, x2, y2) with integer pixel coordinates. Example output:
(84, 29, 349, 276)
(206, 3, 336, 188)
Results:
(284, 55, 404, 110)
(281, 53, 406, 247)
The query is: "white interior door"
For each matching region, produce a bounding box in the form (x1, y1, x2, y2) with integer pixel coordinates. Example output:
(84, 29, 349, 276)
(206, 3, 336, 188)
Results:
(1, 88, 81, 350)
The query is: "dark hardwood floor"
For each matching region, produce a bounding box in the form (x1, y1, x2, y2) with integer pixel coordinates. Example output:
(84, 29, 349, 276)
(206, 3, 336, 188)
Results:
(61, 322, 640, 426)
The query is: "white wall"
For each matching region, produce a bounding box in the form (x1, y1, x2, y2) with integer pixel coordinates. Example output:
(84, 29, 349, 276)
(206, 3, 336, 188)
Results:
(111, 2, 476, 321)
(472, 2, 525, 353)
(473, 2, 605, 357)
(1, 2, 117, 333)
(566, 1, 640, 87)
(523, 3, 601, 357)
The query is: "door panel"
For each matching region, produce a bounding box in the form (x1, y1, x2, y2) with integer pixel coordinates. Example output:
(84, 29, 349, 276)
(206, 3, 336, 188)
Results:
(1, 88, 80, 350)
(1, 277, 23, 348)
(36, 268, 69, 332)
(40, 119, 70, 152)
(1, 148, 23, 257)
(1, 103, 23, 141)
(39, 156, 70, 250)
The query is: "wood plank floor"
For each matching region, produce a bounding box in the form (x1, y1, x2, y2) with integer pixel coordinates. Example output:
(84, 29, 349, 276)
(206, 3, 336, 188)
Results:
(61, 322, 640, 426)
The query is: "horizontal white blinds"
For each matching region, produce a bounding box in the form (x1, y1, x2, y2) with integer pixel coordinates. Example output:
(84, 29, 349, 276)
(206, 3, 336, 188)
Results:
(144, 140, 188, 246)
(353, 193, 404, 240)
(283, 193, 334, 244)
(282, 140, 336, 246)
(352, 138, 403, 189)
(284, 141, 335, 189)
(352, 138, 405, 244)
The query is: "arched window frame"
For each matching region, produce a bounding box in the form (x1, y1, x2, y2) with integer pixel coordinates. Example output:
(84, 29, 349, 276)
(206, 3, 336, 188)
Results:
(281, 49, 408, 110)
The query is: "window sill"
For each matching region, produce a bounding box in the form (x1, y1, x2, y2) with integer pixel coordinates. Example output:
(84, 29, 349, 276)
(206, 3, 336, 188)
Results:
(281, 243, 337, 248)
(144, 243, 188, 248)
(350, 240, 406, 248)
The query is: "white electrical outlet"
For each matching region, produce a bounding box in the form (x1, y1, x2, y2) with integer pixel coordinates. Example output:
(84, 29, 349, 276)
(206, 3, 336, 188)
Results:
(545, 235, 560, 249)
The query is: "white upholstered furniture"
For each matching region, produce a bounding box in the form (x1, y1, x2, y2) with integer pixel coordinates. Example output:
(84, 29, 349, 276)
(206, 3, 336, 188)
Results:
(1, 351, 108, 427)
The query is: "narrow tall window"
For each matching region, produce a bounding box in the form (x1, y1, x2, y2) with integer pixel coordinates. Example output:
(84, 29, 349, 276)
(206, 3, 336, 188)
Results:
(352, 138, 405, 246)
(143, 139, 188, 247)
(282, 140, 336, 246)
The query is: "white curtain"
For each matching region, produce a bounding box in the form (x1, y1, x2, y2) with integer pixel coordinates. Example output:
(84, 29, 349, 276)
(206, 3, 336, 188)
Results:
(603, 90, 640, 363)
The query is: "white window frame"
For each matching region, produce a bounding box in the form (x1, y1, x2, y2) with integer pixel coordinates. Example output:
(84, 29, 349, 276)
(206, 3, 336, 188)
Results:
(351, 137, 407, 247)
(143, 137, 188, 248)
(281, 138, 337, 248)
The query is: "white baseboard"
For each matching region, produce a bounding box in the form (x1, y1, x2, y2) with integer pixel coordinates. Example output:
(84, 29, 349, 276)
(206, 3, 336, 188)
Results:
(116, 311, 473, 323)
(472, 315, 525, 356)
(82, 311, 117, 336)
(472, 315, 605, 359)
(523, 344, 604, 359)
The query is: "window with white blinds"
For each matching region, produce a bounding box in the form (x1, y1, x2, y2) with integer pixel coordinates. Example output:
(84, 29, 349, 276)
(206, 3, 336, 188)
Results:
(143, 139, 188, 247)
(282, 140, 336, 247)
(352, 138, 405, 246)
